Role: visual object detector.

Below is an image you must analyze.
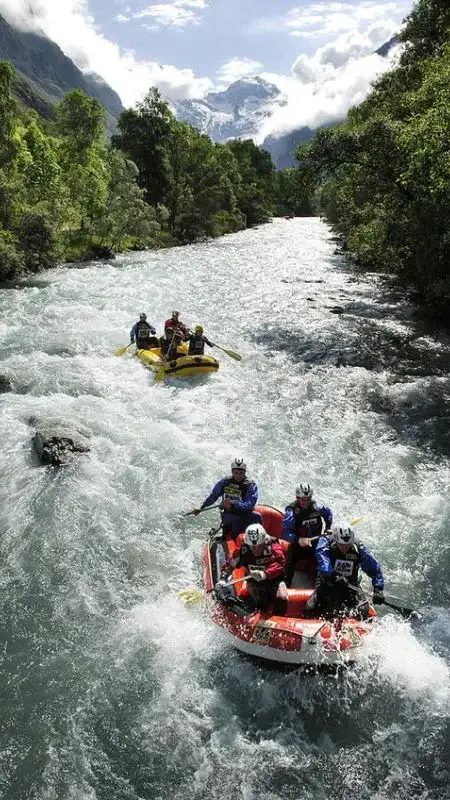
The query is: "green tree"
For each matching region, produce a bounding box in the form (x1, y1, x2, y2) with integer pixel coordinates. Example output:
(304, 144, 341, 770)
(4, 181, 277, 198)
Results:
(22, 116, 63, 215)
(94, 149, 160, 250)
(57, 89, 105, 155)
(0, 61, 21, 229)
(0, 61, 18, 170)
(226, 139, 276, 225)
(112, 87, 173, 207)
(297, 0, 450, 317)
(164, 123, 244, 241)
(56, 90, 109, 232)
(276, 168, 313, 216)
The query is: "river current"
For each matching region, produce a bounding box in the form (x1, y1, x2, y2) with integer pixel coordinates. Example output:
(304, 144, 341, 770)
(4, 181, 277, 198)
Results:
(0, 219, 449, 800)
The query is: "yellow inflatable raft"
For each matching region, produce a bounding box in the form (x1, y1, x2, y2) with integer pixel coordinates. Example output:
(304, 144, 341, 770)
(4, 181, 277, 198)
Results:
(136, 342, 219, 379)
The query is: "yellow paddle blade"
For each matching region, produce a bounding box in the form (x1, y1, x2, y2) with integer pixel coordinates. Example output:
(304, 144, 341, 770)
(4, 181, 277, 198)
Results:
(154, 366, 166, 382)
(114, 343, 130, 357)
(212, 343, 242, 361)
(178, 588, 204, 606)
(351, 517, 365, 526)
(222, 348, 242, 361)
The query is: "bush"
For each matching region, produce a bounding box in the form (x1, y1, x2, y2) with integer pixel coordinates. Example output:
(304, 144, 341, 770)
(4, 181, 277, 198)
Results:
(210, 210, 246, 237)
(0, 229, 23, 280)
(17, 212, 57, 272)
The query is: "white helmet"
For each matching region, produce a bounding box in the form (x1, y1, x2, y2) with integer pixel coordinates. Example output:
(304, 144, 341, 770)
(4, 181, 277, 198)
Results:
(231, 458, 247, 472)
(244, 523, 267, 548)
(296, 482, 313, 499)
(332, 524, 355, 547)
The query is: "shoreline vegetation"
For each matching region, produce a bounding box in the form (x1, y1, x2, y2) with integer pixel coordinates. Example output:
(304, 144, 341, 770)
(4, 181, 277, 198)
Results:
(0, 61, 311, 281)
(297, 0, 450, 324)
(1, 0, 448, 324)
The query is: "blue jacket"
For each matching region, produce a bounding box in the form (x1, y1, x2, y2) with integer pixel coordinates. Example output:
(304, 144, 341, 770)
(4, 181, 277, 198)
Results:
(130, 321, 156, 341)
(201, 477, 258, 513)
(281, 502, 333, 543)
(315, 536, 384, 590)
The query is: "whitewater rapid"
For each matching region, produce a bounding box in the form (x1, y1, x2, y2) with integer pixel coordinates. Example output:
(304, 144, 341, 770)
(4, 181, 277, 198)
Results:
(0, 219, 448, 800)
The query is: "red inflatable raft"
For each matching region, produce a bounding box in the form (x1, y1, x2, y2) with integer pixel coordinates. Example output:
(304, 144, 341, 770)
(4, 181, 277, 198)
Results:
(202, 505, 377, 667)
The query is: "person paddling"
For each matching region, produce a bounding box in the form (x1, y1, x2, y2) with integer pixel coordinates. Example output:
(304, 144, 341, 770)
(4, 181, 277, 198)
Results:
(130, 313, 158, 350)
(305, 524, 385, 617)
(281, 482, 333, 587)
(164, 310, 188, 339)
(191, 458, 262, 538)
(215, 523, 288, 614)
(159, 328, 183, 360)
(187, 325, 213, 356)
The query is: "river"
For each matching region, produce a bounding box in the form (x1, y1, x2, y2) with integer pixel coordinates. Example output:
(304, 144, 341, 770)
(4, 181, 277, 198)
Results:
(0, 218, 449, 800)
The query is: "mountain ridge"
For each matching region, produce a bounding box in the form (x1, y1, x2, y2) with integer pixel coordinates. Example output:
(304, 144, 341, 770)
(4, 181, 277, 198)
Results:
(172, 36, 401, 168)
(0, 12, 123, 128)
(170, 75, 284, 148)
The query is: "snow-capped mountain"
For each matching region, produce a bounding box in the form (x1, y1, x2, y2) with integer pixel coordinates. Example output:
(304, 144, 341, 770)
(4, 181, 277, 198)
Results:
(171, 37, 400, 169)
(171, 75, 284, 143)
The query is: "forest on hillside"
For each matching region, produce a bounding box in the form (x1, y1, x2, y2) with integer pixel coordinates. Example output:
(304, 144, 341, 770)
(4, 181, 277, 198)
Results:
(0, 62, 309, 281)
(297, 0, 450, 319)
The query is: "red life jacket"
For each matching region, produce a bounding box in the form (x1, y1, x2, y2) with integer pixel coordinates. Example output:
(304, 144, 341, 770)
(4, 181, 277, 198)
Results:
(225, 538, 285, 581)
(164, 318, 187, 337)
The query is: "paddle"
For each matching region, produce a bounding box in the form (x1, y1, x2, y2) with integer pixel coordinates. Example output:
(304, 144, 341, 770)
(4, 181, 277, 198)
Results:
(348, 583, 420, 620)
(183, 503, 222, 517)
(381, 598, 421, 620)
(154, 325, 186, 381)
(209, 342, 242, 361)
(179, 574, 250, 605)
(185, 327, 241, 362)
(114, 342, 133, 357)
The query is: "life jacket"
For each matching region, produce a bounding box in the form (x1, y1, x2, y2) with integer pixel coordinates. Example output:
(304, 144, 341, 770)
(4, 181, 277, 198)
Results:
(222, 476, 252, 509)
(238, 537, 278, 571)
(286, 501, 325, 538)
(188, 335, 205, 355)
(165, 319, 187, 337)
(329, 540, 361, 583)
(160, 337, 176, 357)
(136, 322, 152, 340)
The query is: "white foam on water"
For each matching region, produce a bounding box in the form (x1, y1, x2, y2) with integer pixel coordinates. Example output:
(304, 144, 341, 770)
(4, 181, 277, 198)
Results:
(0, 219, 448, 800)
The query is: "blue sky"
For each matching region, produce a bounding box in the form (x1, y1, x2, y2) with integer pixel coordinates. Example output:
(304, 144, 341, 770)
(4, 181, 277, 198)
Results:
(0, 0, 413, 132)
(90, 0, 412, 83)
(96, 0, 327, 78)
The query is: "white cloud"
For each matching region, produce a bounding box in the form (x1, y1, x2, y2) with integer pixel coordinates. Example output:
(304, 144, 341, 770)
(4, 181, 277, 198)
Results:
(0, 0, 213, 104)
(134, 0, 208, 29)
(286, 1, 406, 37)
(248, 1, 408, 140)
(257, 25, 402, 140)
(216, 57, 264, 84)
(252, 1, 410, 38)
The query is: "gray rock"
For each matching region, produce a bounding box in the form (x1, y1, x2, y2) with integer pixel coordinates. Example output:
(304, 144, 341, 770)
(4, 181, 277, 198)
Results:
(0, 374, 13, 393)
(29, 416, 91, 466)
(328, 306, 345, 315)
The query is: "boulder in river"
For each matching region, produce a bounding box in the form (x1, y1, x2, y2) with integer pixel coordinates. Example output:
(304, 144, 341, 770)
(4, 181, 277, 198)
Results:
(29, 416, 91, 467)
(89, 244, 116, 260)
(0, 374, 13, 393)
(327, 306, 345, 315)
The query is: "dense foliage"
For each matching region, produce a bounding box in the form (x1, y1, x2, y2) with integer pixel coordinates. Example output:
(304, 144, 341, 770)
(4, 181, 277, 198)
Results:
(0, 66, 160, 279)
(0, 68, 294, 280)
(112, 87, 280, 241)
(297, 0, 450, 317)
